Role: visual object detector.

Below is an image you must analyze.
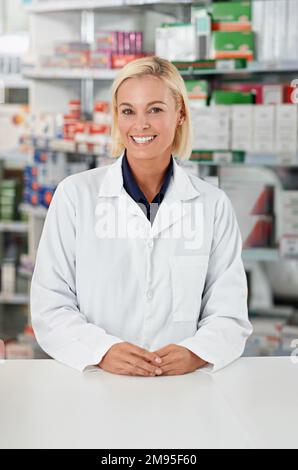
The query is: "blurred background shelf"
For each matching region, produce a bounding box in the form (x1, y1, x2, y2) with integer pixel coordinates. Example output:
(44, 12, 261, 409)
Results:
(0, 221, 28, 232)
(0, 293, 29, 304)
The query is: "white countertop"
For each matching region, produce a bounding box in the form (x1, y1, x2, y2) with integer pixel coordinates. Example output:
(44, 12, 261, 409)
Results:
(0, 357, 297, 449)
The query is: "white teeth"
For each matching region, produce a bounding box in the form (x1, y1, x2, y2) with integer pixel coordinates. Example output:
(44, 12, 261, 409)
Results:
(132, 136, 155, 143)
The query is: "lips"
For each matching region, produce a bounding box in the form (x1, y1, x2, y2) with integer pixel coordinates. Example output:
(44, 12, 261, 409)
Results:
(130, 135, 157, 145)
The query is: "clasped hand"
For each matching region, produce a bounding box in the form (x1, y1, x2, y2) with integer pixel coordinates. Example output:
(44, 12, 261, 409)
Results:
(98, 342, 207, 376)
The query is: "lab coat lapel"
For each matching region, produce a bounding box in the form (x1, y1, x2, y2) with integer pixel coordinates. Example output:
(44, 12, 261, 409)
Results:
(96, 153, 149, 239)
(96, 153, 200, 239)
(151, 159, 200, 238)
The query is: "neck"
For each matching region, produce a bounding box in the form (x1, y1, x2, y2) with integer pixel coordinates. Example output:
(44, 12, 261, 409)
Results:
(125, 150, 172, 202)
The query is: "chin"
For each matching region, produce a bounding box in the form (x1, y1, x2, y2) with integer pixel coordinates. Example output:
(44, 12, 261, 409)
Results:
(126, 147, 157, 158)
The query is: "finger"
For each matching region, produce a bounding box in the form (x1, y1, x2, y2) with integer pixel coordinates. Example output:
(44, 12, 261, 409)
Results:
(159, 358, 175, 368)
(129, 345, 162, 365)
(118, 365, 151, 377)
(129, 366, 154, 377)
(126, 364, 159, 377)
(134, 366, 157, 377)
(155, 350, 178, 367)
(153, 346, 171, 357)
(124, 353, 162, 376)
(153, 344, 177, 358)
(160, 361, 182, 374)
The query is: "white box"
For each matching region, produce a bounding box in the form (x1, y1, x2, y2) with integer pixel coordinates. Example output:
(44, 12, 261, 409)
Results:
(155, 27, 168, 60)
(231, 105, 253, 151)
(191, 106, 230, 150)
(275, 104, 298, 153)
(281, 191, 298, 235)
(274, 0, 288, 61)
(262, 0, 276, 62)
(252, 105, 275, 153)
(263, 85, 283, 105)
(287, 0, 298, 60)
(252, 0, 265, 62)
(155, 24, 196, 62)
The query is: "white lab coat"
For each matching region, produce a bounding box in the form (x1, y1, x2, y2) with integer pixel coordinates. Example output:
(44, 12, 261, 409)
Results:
(30, 153, 252, 373)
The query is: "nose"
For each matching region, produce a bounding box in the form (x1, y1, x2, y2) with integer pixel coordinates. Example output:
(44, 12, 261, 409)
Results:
(132, 113, 150, 131)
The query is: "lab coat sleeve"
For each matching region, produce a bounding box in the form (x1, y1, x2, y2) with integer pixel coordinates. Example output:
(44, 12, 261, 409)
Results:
(30, 180, 124, 372)
(178, 191, 253, 373)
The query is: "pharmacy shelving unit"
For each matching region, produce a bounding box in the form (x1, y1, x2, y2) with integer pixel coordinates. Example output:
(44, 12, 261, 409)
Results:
(19, 0, 298, 343)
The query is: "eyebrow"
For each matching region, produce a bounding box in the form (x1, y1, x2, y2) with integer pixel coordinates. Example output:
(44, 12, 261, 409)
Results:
(118, 101, 167, 107)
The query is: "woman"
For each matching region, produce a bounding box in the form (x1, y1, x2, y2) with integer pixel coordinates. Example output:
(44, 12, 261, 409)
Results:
(30, 56, 252, 376)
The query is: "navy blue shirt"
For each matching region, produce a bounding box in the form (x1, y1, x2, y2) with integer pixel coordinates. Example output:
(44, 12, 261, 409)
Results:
(122, 150, 173, 224)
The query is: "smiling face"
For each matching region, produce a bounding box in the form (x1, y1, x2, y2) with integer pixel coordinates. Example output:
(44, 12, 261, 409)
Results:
(116, 75, 182, 162)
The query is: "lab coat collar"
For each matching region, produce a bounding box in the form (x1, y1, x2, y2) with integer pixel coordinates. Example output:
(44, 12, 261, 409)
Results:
(97, 153, 200, 237)
(97, 152, 200, 202)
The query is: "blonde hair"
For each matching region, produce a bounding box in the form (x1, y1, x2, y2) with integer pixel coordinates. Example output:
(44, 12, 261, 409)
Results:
(110, 56, 193, 160)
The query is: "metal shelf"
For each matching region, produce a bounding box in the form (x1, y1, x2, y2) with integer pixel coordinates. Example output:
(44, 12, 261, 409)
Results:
(0, 74, 30, 89)
(181, 61, 298, 76)
(22, 67, 118, 80)
(15, 137, 298, 168)
(25, 0, 196, 13)
(22, 61, 298, 82)
(19, 203, 48, 219)
(242, 248, 279, 262)
(0, 149, 32, 170)
(0, 222, 28, 233)
(191, 160, 298, 167)
(17, 267, 33, 279)
(0, 293, 29, 304)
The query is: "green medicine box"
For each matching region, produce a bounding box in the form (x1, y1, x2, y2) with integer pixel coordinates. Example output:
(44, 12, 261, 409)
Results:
(211, 90, 254, 104)
(184, 80, 209, 98)
(210, 1, 252, 30)
(212, 31, 254, 60)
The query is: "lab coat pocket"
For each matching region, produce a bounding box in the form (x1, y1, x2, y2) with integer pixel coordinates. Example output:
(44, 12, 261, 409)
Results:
(170, 255, 209, 322)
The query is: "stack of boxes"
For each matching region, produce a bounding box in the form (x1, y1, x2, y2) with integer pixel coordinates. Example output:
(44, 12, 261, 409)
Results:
(92, 30, 144, 69)
(20, 98, 113, 209)
(157, 0, 298, 65)
(280, 191, 298, 257)
(189, 103, 298, 162)
(190, 106, 230, 152)
(253, 0, 298, 62)
(40, 30, 145, 70)
(156, 2, 255, 63)
(209, 1, 254, 61)
(41, 41, 90, 68)
(23, 151, 91, 209)
(20, 99, 112, 155)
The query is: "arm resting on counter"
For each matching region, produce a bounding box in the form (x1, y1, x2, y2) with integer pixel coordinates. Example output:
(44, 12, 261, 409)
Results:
(30, 180, 124, 372)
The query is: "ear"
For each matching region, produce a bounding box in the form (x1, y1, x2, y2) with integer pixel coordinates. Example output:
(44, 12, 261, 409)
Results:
(179, 103, 186, 124)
